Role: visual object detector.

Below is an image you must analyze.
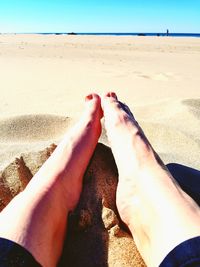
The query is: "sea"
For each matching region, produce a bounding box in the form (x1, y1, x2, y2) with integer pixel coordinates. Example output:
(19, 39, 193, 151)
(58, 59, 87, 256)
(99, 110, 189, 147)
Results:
(40, 32, 200, 38)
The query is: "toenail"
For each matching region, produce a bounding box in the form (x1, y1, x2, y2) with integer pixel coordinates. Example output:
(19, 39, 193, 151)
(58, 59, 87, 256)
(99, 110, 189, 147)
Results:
(106, 92, 117, 98)
(105, 92, 111, 97)
(85, 94, 93, 101)
(110, 92, 117, 99)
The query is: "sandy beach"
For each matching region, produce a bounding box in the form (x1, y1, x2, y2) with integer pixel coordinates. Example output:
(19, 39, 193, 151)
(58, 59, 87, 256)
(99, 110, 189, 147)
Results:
(0, 34, 200, 266)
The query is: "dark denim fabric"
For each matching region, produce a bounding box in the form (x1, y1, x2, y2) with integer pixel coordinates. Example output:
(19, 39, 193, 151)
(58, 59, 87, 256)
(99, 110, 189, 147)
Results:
(159, 236, 200, 267)
(0, 238, 41, 267)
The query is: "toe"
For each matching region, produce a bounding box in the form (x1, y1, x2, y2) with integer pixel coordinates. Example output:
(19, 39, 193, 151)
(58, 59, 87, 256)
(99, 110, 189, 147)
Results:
(101, 92, 119, 112)
(84, 93, 103, 119)
(102, 92, 126, 116)
(103, 92, 134, 117)
(85, 93, 100, 102)
(85, 93, 101, 107)
(104, 91, 118, 99)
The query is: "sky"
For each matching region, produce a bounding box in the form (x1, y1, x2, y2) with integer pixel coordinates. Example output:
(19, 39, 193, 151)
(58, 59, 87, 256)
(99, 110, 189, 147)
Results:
(0, 0, 199, 33)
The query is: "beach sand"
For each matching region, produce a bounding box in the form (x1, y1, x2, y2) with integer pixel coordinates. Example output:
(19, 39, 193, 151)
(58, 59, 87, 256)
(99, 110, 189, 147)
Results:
(0, 34, 200, 266)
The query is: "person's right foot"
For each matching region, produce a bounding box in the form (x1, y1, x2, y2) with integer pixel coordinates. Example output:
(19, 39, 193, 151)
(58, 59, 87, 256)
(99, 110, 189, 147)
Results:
(102, 92, 200, 267)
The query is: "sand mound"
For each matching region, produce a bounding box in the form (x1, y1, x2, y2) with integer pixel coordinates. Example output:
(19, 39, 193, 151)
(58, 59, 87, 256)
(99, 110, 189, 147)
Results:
(0, 144, 56, 210)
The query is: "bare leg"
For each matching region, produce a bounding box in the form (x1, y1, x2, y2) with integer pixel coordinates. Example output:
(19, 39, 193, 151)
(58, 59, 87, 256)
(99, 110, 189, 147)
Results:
(0, 93, 102, 267)
(102, 92, 200, 267)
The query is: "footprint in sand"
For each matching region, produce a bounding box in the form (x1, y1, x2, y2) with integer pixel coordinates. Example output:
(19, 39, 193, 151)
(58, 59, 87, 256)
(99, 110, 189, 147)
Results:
(153, 73, 171, 81)
(138, 74, 151, 79)
(138, 72, 181, 81)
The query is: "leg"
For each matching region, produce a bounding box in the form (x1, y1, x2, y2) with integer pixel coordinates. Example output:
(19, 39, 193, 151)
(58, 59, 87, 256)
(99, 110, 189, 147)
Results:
(102, 92, 200, 267)
(0, 93, 102, 267)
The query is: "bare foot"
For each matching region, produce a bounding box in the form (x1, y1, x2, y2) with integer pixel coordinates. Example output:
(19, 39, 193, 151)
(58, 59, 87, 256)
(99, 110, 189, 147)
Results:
(102, 92, 200, 267)
(0, 93, 102, 267)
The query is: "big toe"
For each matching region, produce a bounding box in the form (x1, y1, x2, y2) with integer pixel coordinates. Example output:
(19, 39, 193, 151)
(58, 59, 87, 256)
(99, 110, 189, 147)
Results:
(101, 91, 120, 115)
(101, 92, 134, 122)
(84, 93, 103, 119)
(102, 91, 118, 107)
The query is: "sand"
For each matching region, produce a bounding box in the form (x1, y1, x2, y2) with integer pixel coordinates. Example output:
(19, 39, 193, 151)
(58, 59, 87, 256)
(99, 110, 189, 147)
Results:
(0, 34, 200, 266)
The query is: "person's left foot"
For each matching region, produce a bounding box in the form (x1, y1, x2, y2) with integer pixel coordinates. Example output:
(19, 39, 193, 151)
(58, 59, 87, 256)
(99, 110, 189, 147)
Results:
(26, 93, 103, 211)
(55, 92, 103, 210)
(0, 93, 103, 267)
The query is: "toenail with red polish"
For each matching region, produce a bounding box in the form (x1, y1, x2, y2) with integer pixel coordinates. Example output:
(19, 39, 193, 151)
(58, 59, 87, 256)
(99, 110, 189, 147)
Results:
(110, 92, 117, 98)
(85, 94, 93, 101)
(106, 92, 113, 97)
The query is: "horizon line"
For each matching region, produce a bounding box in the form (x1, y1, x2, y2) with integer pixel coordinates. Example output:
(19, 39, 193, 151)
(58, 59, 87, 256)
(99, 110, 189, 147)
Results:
(1, 31, 200, 34)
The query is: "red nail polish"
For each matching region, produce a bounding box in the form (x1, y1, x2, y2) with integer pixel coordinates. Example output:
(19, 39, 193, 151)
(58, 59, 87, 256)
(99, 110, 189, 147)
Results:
(85, 94, 93, 101)
(110, 92, 117, 98)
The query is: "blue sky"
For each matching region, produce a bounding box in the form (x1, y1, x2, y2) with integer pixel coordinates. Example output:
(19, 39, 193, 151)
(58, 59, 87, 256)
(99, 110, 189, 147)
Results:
(0, 0, 199, 33)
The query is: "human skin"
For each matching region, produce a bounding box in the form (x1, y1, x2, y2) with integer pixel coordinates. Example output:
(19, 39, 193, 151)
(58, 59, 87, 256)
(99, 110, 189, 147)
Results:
(102, 92, 200, 267)
(0, 93, 103, 267)
(0, 92, 199, 267)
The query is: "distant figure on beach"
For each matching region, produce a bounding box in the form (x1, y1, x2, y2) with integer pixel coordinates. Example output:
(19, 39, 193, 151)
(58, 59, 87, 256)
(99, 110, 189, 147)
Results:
(0, 92, 199, 267)
(167, 29, 169, 36)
